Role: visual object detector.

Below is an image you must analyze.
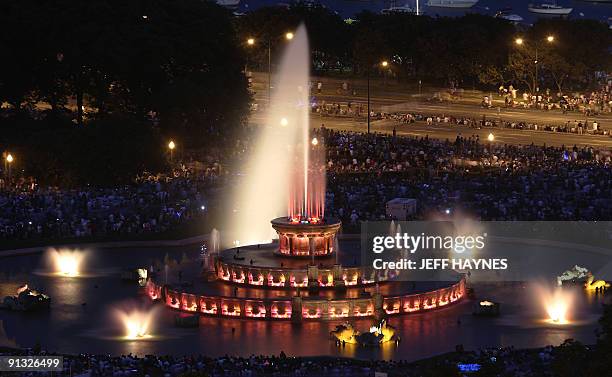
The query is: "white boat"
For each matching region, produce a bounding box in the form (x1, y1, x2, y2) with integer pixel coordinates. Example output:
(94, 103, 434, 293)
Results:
(528, 3, 573, 15)
(496, 12, 524, 23)
(216, 0, 240, 9)
(427, 0, 478, 8)
(381, 4, 417, 14)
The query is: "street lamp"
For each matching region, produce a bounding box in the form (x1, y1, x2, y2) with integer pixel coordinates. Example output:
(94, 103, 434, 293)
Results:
(258, 31, 294, 107)
(311, 137, 318, 146)
(245, 37, 256, 77)
(366, 60, 389, 133)
(487, 133, 495, 142)
(168, 140, 176, 162)
(514, 35, 555, 94)
(243, 31, 295, 106)
(5, 153, 14, 182)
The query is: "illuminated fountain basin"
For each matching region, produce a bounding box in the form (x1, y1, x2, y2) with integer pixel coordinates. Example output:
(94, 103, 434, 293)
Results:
(0, 246, 605, 360)
(45, 248, 87, 277)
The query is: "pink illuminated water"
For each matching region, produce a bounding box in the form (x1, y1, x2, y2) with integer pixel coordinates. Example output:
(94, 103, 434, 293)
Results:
(288, 131, 326, 222)
(283, 25, 325, 223)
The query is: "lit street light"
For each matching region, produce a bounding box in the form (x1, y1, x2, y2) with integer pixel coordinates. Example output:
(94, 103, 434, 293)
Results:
(311, 137, 318, 146)
(168, 140, 176, 163)
(367, 60, 390, 133)
(246, 32, 294, 107)
(488, 133, 495, 142)
(4, 153, 14, 182)
(514, 35, 555, 94)
(245, 38, 256, 77)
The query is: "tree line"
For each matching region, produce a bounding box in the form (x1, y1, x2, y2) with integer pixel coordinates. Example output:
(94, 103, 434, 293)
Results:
(1, 1, 610, 186)
(237, 4, 611, 92)
(0, 0, 249, 185)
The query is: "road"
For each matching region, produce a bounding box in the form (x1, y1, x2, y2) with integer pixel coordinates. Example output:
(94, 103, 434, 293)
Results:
(248, 72, 612, 149)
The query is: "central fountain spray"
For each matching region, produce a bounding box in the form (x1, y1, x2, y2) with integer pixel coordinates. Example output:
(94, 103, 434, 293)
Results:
(228, 24, 340, 254)
(267, 24, 340, 257)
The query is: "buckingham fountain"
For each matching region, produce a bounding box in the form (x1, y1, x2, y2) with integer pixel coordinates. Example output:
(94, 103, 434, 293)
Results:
(145, 24, 465, 322)
(1, 26, 607, 360)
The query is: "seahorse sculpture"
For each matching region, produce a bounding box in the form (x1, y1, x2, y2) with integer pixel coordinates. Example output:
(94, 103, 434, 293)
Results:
(330, 322, 358, 344)
(585, 274, 610, 290)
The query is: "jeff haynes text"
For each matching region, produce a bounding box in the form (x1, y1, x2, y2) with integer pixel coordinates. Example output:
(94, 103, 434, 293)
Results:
(372, 258, 508, 270)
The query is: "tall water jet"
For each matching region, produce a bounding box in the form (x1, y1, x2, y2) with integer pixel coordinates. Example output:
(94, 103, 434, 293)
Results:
(45, 248, 86, 277)
(226, 24, 333, 246)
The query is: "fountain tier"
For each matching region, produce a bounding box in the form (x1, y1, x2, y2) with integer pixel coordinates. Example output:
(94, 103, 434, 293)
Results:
(271, 217, 341, 257)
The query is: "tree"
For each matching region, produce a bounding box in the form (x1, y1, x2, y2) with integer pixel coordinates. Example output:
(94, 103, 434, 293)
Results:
(588, 304, 612, 374)
(529, 18, 611, 91)
(551, 339, 589, 377)
(235, 3, 352, 73)
(352, 25, 389, 75)
(67, 115, 166, 186)
(541, 51, 581, 95)
(506, 48, 537, 94)
(0, 0, 252, 185)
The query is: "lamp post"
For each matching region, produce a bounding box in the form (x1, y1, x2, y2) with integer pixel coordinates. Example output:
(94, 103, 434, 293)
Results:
(5, 153, 13, 182)
(245, 32, 293, 107)
(245, 37, 255, 75)
(367, 60, 389, 134)
(168, 140, 176, 163)
(514, 35, 555, 94)
(381, 60, 389, 87)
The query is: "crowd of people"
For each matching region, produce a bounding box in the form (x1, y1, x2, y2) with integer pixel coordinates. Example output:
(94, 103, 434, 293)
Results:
(0, 123, 610, 243)
(0, 168, 222, 243)
(0, 344, 573, 377)
(384, 111, 607, 135)
(320, 129, 610, 230)
(497, 82, 612, 116)
(311, 103, 608, 136)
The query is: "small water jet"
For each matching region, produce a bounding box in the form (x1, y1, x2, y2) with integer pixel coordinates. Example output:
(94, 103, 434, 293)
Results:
(536, 284, 575, 325)
(114, 307, 157, 340)
(46, 248, 86, 277)
(210, 228, 221, 254)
